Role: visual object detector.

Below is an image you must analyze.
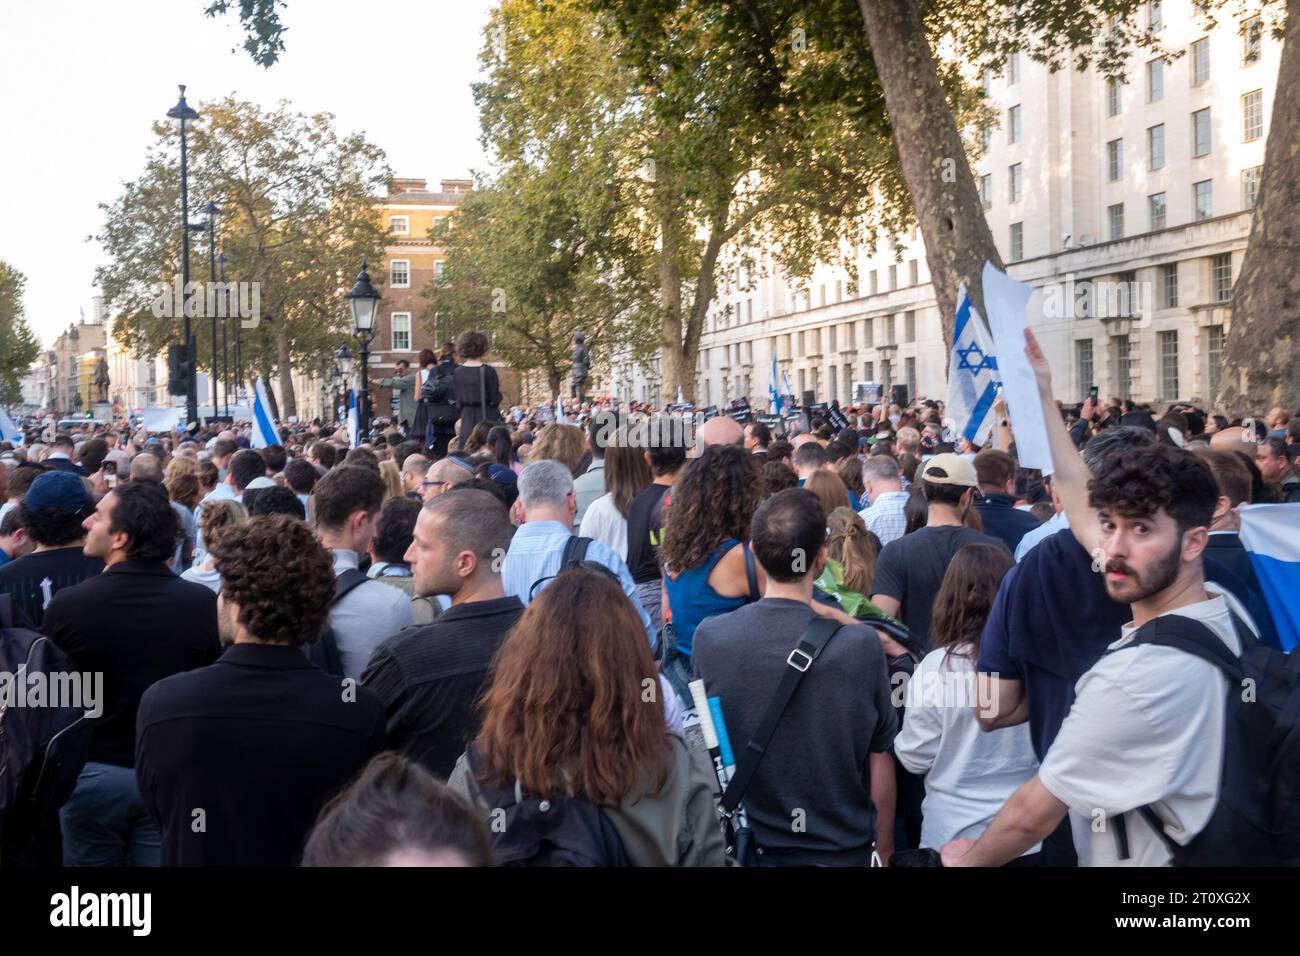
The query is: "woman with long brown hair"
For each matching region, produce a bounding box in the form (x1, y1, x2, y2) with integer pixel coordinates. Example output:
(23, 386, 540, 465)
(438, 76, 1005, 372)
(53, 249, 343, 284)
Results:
(578, 429, 652, 560)
(804, 469, 852, 518)
(526, 422, 586, 476)
(826, 506, 881, 599)
(660, 444, 764, 704)
(894, 544, 1038, 860)
(446, 567, 724, 866)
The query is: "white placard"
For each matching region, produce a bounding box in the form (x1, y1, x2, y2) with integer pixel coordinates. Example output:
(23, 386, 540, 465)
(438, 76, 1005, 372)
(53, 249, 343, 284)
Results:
(981, 262, 1054, 474)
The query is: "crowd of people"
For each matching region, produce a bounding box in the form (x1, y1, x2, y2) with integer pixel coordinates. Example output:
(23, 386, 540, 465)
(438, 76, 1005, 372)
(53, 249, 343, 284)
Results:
(0, 326, 1296, 868)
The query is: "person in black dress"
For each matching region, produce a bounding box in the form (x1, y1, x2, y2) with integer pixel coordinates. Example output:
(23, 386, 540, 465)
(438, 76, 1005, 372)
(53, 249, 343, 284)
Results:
(452, 330, 501, 450)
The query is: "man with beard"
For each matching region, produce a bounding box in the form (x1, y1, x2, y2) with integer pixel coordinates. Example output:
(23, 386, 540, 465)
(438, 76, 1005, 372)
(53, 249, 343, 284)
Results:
(943, 329, 1257, 868)
(134, 515, 385, 866)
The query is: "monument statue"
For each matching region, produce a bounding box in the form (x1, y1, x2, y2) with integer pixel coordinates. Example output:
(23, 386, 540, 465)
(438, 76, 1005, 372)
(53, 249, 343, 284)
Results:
(570, 331, 590, 402)
(93, 356, 110, 404)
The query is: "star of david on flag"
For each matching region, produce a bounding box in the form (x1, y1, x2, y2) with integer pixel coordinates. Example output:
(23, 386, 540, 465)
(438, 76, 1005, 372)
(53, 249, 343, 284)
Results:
(947, 284, 1001, 448)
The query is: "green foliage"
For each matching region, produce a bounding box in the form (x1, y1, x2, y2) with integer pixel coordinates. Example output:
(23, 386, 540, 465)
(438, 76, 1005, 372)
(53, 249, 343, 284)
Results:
(204, 0, 288, 67)
(94, 97, 391, 412)
(0, 262, 41, 406)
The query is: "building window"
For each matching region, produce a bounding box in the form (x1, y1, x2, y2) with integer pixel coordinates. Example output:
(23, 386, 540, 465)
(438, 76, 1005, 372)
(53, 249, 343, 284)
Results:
(905, 311, 916, 342)
(1076, 339, 1095, 396)
(1107, 139, 1123, 180)
(1193, 180, 1213, 220)
(981, 174, 992, 209)
(1106, 76, 1122, 116)
(388, 216, 409, 235)
(908, 260, 919, 286)
(982, 67, 993, 95)
(1118, 270, 1138, 318)
(1009, 52, 1021, 85)
(827, 325, 837, 352)
(980, 126, 992, 152)
(434, 260, 447, 278)
(1009, 163, 1022, 203)
(863, 361, 874, 383)
(389, 260, 410, 288)
(1149, 192, 1167, 230)
(864, 318, 874, 348)
(1010, 222, 1024, 262)
(1211, 253, 1233, 302)
(1192, 38, 1210, 86)
(1147, 124, 1165, 170)
(1108, 203, 1125, 241)
(1192, 108, 1212, 157)
(390, 312, 411, 352)
(1207, 325, 1225, 397)
(886, 314, 897, 345)
(1114, 334, 1132, 399)
(1159, 330, 1179, 399)
(1243, 166, 1263, 207)
(1149, 0, 1163, 30)
(1146, 59, 1164, 102)
(1242, 16, 1263, 65)
(888, 264, 898, 290)
(1008, 104, 1022, 143)
(1162, 262, 1179, 308)
(905, 357, 917, 395)
(1243, 89, 1263, 141)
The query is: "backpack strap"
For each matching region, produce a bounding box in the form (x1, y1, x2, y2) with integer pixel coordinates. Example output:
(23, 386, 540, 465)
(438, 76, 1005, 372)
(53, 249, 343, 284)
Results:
(720, 617, 844, 815)
(742, 542, 759, 600)
(333, 568, 371, 606)
(561, 535, 592, 568)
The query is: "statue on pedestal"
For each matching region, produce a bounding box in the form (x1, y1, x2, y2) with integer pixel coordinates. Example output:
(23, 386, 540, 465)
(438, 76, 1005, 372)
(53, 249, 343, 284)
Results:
(570, 331, 590, 402)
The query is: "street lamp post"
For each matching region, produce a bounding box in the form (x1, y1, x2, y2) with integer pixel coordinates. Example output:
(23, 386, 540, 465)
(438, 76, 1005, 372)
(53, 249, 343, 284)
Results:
(345, 262, 379, 441)
(336, 345, 353, 423)
(167, 85, 200, 427)
(218, 252, 229, 416)
(202, 200, 220, 418)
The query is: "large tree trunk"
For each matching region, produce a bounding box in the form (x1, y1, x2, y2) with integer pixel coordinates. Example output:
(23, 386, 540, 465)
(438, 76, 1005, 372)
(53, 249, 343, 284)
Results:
(1217, 0, 1300, 417)
(275, 321, 297, 419)
(857, 0, 1002, 346)
(659, 219, 690, 403)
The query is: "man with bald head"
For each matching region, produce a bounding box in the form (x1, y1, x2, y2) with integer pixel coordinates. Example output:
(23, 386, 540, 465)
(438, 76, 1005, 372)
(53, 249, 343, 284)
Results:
(420, 456, 473, 502)
(697, 414, 743, 449)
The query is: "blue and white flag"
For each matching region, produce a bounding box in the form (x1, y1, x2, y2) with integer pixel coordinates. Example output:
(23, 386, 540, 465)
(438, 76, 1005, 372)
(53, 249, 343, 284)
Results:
(782, 368, 795, 404)
(1239, 504, 1300, 651)
(769, 355, 782, 415)
(947, 284, 1001, 447)
(555, 394, 568, 424)
(346, 390, 359, 448)
(0, 407, 23, 445)
(250, 379, 278, 449)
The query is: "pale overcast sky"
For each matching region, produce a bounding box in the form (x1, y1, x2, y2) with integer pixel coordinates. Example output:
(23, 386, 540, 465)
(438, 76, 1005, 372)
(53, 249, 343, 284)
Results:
(0, 0, 493, 347)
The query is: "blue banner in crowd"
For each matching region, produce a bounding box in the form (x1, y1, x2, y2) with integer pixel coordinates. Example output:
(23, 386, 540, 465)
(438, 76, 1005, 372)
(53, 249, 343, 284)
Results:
(947, 284, 1001, 447)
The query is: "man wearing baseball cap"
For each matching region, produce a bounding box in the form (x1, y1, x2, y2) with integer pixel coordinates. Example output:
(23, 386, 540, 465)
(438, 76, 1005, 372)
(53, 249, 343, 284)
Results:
(0, 471, 103, 627)
(870, 453, 1009, 649)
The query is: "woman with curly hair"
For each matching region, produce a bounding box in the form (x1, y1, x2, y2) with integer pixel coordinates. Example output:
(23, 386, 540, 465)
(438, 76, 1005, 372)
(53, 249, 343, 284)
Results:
(446, 567, 724, 866)
(659, 444, 764, 701)
(452, 330, 501, 449)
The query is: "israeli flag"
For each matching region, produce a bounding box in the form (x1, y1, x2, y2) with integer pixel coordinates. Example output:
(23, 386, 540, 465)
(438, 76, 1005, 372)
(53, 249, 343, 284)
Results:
(250, 379, 278, 449)
(1239, 504, 1300, 651)
(769, 355, 782, 415)
(346, 390, 359, 448)
(0, 407, 23, 445)
(947, 284, 1001, 447)
(782, 368, 795, 404)
(555, 394, 568, 424)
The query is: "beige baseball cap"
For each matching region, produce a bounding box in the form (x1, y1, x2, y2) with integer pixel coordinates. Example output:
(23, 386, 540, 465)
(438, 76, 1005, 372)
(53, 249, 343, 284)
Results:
(920, 453, 979, 488)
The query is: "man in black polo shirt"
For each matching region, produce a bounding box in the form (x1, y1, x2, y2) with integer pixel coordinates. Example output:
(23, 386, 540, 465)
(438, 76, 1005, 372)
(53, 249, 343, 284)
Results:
(362, 488, 522, 779)
(45, 480, 220, 866)
(972, 449, 1041, 554)
(0, 471, 103, 628)
(625, 416, 689, 632)
(135, 515, 385, 866)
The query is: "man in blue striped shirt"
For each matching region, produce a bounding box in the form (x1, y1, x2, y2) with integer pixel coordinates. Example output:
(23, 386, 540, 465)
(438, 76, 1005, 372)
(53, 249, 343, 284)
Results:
(502, 459, 656, 647)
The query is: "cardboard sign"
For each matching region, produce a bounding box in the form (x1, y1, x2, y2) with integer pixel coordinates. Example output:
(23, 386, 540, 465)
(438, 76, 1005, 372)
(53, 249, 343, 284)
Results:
(727, 398, 753, 423)
(828, 407, 850, 430)
(701, 405, 721, 421)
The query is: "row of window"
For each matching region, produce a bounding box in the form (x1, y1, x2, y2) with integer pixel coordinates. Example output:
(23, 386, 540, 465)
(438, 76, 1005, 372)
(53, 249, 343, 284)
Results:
(387, 215, 448, 236)
(1103, 96, 1264, 185)
(1074, 324, 1225, 403)
(765, 311, 921, 362)
(387, 259, 446, 288)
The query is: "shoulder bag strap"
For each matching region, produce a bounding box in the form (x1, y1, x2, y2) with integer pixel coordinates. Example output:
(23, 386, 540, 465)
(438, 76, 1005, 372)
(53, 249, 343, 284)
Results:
(332, 567, 371, 606)
(479, 365, 487, 412)
(742, 542, 759, 600)
(720, 617, 844, 814)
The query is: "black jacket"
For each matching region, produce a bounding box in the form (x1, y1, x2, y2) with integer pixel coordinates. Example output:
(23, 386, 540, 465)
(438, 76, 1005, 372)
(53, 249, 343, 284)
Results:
(43, 456, 87, 477)
(973, 492, 1042, 555)
(136, 643, 386, 866)
(42, 560, 220, 767)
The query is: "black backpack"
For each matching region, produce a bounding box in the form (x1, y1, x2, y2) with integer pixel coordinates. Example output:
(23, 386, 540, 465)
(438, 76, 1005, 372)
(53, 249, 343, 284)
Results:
(466, 746, 629, 866)
(306, 569, 371, 679)
(1108, 613, 1300, 866)
(0, 595, 94, 867)
(527, 537, 620, 600)
(421, 362, 458, 426)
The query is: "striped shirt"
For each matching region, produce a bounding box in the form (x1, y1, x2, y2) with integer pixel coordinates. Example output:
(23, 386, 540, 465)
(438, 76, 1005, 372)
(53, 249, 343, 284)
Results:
(859, 491, 910, 546)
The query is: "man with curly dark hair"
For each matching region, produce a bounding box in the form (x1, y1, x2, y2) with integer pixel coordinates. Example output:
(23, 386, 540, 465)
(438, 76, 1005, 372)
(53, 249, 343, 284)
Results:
(134, 515, 385, 866)
(45, 479, 220, 866)
(945, 330, 1260, 870)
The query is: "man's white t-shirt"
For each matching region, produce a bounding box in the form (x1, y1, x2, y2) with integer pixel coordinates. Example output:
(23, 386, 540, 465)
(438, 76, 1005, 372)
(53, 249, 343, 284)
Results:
(1038, 585, 1253, 866)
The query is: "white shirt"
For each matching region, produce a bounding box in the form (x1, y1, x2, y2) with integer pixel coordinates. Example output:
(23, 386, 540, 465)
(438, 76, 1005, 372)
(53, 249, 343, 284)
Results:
(578, 492, 628, 560)
(895, 645, 1039, 851)
(1038, 586, 1253, 866)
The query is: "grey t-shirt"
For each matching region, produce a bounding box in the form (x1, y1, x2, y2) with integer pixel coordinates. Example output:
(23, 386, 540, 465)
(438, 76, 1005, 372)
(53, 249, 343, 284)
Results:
(872, 525, 1008, 649)
(692, 598, 897, 863)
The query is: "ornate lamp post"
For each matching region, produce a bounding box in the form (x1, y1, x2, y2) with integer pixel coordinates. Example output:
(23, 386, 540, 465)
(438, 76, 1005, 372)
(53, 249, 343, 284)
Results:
(166, 85, 200, 425)
(345, 262, 379, 440)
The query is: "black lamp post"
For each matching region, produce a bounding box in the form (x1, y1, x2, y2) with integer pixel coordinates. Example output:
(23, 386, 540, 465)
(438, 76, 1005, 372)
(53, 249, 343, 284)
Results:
(345, 262, 379, 440)
(202, 200, 220, 418)
(167, 85, 200, 426)
(218, 251, 230, 416)
(335, 345, 352, 422)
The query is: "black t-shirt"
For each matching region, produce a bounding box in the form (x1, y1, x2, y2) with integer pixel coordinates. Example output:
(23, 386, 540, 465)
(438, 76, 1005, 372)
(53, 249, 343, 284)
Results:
(625, 483, 671, 584)
(871, 525, 1008, 649)
(0, 547, 104, 629)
